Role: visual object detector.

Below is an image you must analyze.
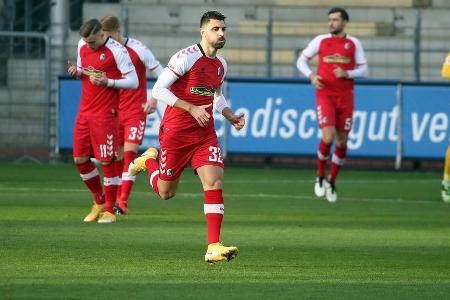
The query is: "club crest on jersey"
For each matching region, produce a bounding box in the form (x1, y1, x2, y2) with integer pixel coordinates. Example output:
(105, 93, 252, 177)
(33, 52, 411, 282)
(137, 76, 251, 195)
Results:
(344, 42, 350, 49)
(167, 169, 173, 177)
(100, 53, 106, 61)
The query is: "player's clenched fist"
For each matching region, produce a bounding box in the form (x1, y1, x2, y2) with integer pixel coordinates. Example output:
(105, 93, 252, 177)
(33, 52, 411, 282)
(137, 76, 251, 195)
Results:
(309, 73, 324, 89)
(143, 97, 158, 114)
(222, 108, 245, 131)
(67, 60, 80, 79)
(229, 113, 245, 130)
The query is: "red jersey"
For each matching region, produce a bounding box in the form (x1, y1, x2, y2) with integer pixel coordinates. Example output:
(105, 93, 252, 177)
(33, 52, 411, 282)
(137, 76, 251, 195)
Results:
(163, 43, 227, 137)
(76, 37, 135, 117)
(120, 37, 161, 116)
(302, 33, 366, 96)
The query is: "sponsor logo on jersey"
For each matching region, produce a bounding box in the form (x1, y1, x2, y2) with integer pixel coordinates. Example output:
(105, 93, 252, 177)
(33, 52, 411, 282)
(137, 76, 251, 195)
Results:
(218, 67, 221, 76)
(323, 54, 350, 64)
(167, 169, 173, 177)
(100, 53, 106, 61)
(82, 66, 106, 77)
(190, 86, 216, 96)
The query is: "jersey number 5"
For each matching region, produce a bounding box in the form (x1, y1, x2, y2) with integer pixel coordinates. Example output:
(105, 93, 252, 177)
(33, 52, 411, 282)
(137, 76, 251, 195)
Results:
(208, 146, 223, 163)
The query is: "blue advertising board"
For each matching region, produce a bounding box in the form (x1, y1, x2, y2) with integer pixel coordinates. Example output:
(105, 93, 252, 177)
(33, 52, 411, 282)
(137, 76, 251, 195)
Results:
(402, 86, 450, 158)
(225, 82, 399, 157)
(58, 78, 449, 159)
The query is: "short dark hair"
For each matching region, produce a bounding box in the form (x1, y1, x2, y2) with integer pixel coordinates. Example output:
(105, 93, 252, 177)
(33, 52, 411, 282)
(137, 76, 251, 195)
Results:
(200, 11, 226, 27)
(79, 19, 102, 37)
(328, 7, 349, 22)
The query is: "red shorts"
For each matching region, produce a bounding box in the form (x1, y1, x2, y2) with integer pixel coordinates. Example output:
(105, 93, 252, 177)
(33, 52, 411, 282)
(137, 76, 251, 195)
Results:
(118, 112, 146, 146)
(316, 93, 354, 132)
(73, 115, 118, 162)
(158, 129, 224, 181)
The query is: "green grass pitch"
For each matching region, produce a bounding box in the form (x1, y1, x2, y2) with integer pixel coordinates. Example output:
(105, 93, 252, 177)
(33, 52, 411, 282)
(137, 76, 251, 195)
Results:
(1, 163, 449, 299)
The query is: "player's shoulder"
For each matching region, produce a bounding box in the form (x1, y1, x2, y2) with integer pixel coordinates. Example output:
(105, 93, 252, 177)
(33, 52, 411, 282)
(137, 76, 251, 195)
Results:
(345, 35, 363, 47)
(312, 33, 332, 43)
(216, 54, 227, 69)
(171, 44, 202, 62)
(125, 37, 148, 51)
(105, 37, 128, 53)
(77, 38, 86, 49)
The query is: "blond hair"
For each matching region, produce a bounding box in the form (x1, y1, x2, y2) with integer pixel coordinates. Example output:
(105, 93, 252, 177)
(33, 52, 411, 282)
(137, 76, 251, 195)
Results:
(100, 15, 120, 32)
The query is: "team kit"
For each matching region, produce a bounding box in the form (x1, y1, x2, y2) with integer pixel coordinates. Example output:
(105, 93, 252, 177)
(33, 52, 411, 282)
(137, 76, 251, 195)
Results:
(67, 8, 368, 263)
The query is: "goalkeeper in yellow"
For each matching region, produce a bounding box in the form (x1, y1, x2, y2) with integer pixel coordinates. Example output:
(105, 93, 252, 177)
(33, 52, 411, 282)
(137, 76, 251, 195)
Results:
(441, 52, 450, 202)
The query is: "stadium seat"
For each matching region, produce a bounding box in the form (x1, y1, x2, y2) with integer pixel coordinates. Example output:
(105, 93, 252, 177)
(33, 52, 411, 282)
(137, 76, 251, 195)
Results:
(274, 0, 431, 8)
(239, 20, 394, 37)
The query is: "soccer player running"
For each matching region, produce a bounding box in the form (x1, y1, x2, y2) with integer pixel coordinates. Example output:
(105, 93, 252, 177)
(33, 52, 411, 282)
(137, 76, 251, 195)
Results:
(440, 52, 450, 202)
(128, 11, 245, 263)
(297, 7, 368, 203)
(100, 15, 164, 215)
(67, 19, 138, 223)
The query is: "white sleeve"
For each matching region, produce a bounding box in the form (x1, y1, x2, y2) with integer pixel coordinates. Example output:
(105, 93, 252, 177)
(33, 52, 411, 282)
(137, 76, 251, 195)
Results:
(296, 55, 313, 78)
(353, 37, 367, 65)
(150, 64, 164, 77)
(213, 86, 229, 113)
(107, 70, 138, 89)
(113, 45, 135, 75)
(151, 68, 179, 106)
(137, 45, 164, 77)
(301, 35, 322, 60)
(347, 63, 368, 79)
(76, 39, 84, 74)
(166, 52, 189, 78)
(347, 37, 368, 78)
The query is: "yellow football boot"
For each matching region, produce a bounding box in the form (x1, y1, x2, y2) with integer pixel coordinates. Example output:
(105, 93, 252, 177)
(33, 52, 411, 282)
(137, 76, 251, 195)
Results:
(204, 242, 238, 264)
(97, 211, 117, 223)
(83, 202, 104, 222)
(128, 147, 158, 176)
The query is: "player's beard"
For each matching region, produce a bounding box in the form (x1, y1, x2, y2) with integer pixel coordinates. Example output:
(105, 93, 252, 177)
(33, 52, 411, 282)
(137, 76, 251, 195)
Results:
(214, 38, 226, 49)
(330, 25, 343, 35)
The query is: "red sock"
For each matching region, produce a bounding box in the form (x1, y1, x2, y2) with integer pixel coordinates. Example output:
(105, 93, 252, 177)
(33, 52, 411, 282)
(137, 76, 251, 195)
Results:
(120, 151, 137, 204)
(76, 161, 104, 204)
(317, 140, 331, 178)
(115, 159, 124, 201)
(329, 146, 347, 183)
(102, 163, 120, 213)
(204, 189, 224, 245)
(145, 158, 160, 196)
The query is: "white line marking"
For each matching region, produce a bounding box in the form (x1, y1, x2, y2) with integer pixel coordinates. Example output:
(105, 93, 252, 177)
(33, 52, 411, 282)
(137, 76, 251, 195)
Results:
(0, 186, 439, 205)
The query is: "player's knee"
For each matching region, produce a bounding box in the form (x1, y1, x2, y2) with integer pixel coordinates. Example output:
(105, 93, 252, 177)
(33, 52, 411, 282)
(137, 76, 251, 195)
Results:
(203, 178, 223, 190)
(322, 136, 334, 145)
(159, 191, 175, 200)
(73, 157, 89, 165)
(335, 136, 348, 148)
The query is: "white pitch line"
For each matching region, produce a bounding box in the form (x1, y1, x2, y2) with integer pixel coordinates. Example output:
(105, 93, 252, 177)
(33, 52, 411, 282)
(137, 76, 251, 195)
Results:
(178, 178, 437, 184)
(0, 186, 438, 205)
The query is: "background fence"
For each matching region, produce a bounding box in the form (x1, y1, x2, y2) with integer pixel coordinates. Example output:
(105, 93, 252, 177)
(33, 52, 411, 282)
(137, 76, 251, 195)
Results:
(0, 31, 51, 162)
